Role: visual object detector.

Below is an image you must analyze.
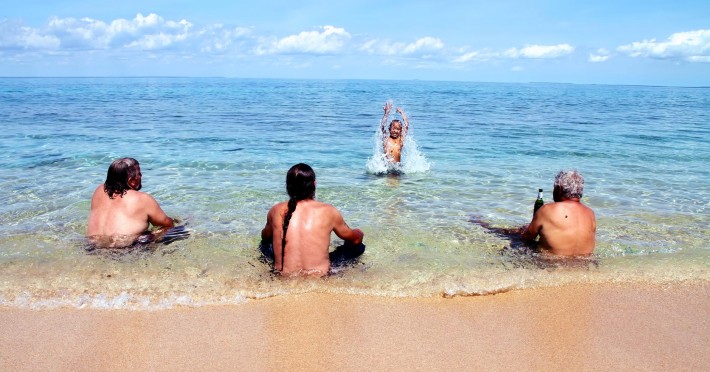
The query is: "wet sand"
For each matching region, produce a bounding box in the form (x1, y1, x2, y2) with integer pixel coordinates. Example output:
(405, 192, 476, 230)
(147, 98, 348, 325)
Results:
(1, 282, 708, 371)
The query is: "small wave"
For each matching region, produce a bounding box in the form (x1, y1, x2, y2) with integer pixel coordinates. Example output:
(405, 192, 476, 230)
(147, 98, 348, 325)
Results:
(0, 292, 250, 310)
(441, 285, 517, 298)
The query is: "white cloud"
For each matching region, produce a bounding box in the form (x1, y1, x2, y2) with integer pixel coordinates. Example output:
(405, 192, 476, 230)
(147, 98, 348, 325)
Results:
(617, 29, 710, 62)
(588, 48, 610, 63)
(263, 25, 351, 54)
(508, 44, 575, 58)
(588, 54, 609, 63)
(360, 37, 444, 57)
(454, 44, 574, 63)
(453, 51, 476, 63)
(0, 13, 195, 52)
(45, 13, 193, 50)
(0, 13, 270, 60)
(402, 37, 444, 55)
(198, 25, 252, 53)
(453, 50, 496, 62)
(687, 56, 710, 62)
(0, 20, 60, 49)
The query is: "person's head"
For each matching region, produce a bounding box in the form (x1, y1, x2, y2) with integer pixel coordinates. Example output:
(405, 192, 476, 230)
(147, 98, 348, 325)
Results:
(103, 157, 142, 199)
(286, 163, 316, 201)
(553, 169, 584, 202)
(389, 119, 402, 139)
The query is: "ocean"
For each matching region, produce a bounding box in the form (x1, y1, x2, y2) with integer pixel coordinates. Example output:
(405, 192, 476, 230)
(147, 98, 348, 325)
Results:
(0, 77, 708, 309)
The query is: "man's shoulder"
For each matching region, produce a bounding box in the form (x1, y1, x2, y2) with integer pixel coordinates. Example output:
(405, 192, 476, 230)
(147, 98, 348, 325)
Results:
(536, 202, 557, 216)
(124, 190, 159, 205)
(580, 201, 595, 213)
(579, 202, 596, 219)
(535, 203, 566, 225)
(317, 201, 343, 219)
(300, 200, 339, 215)
(543, 201, 595, 220)
(92, 183, 107, 196)
(268, 201, 288, 214)
(310, 200, 337, 209)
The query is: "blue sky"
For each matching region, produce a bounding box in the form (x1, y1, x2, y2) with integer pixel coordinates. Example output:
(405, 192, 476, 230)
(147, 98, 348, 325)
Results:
(1, 0, 709, 85)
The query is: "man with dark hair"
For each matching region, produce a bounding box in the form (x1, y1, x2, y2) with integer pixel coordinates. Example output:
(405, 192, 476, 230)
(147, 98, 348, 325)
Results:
(522, 169, 597, 256)
(261, 163, 364, 277)
(87, 158, 174, 247)
(380, 101, 410, 163)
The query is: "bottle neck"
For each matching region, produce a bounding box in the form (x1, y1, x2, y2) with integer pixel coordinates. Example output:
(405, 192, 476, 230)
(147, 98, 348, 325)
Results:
(537, 191, 543, 199)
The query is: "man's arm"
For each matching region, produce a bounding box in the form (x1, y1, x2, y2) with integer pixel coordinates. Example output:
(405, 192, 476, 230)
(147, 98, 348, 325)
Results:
(332, 208, 364, 245)
(145, 194, 174, 230)
(521, 206, 545, 241)
(261, 208, 274, 241)
(396, 107, 410, 138)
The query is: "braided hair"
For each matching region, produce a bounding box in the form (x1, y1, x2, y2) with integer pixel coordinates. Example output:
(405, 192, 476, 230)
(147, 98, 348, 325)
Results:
(281, 163, 316, 271)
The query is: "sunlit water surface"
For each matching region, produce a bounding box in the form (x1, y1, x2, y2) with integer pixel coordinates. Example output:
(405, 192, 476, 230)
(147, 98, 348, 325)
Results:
(0, 78, 708, 308)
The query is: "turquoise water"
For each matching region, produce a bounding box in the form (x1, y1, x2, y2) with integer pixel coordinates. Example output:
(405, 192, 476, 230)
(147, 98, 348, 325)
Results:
(0, 78, 708, 308)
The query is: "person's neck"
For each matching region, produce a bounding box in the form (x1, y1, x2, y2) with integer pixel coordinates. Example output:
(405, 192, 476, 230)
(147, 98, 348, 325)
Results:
(560, 197, 581, 203)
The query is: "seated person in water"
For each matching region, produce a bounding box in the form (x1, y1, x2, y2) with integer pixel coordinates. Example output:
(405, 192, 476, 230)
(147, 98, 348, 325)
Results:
(521, 169, 597, 256)
(87, 157, 174, 247)
(261, 163, 364, 277)
(380, 101, 410, 163)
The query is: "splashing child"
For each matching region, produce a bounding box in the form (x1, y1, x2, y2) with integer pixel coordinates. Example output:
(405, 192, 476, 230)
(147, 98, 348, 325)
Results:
(380, 101, 410, 163)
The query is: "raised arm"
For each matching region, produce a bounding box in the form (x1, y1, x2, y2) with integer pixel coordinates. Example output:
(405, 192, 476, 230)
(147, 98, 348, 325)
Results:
(396, 107, 410, 138)
(380, 101, 392, 136)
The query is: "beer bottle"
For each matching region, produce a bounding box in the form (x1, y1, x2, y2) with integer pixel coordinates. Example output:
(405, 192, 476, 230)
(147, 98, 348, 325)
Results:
(534, 188, 544, 214)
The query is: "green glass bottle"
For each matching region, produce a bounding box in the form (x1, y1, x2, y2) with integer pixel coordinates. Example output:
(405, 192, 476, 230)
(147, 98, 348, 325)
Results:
(534, 188, 544, 214)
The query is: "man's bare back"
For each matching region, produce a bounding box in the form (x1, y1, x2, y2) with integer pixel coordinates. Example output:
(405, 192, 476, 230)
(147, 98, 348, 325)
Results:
(261, 163, 363, 277)
(523, 200, 596, 256)
(522, 170, 596, 256)
(87, 158, 173, 247)
(262, 199, 363, 276)
(87, 185, 172, 237)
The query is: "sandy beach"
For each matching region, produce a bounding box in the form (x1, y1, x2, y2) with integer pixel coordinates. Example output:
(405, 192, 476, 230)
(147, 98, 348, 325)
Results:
(1, 282, 708, 371)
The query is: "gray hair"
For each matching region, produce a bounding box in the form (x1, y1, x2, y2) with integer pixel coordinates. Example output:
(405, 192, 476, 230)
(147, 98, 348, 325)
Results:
(554, 169, 585, 199)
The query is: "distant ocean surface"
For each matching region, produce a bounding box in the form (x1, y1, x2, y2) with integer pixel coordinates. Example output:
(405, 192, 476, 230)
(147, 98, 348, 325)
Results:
(0, 78, 708, 309)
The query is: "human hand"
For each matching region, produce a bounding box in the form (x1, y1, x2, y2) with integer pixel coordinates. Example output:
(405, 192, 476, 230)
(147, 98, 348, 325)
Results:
(383, 101, 392, 113)
(352, 228, 364, 243)
(396, 107, 404, 115)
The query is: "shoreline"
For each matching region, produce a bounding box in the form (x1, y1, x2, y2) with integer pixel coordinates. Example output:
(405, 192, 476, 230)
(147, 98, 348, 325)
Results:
(1, 281, 708, 371)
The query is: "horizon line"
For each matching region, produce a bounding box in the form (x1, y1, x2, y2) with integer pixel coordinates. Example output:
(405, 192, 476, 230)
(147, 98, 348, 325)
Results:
(0, 76, 707, 89)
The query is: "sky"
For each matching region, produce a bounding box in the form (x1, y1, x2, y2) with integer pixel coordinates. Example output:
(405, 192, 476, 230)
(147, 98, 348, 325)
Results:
(1, 0, 709, 86)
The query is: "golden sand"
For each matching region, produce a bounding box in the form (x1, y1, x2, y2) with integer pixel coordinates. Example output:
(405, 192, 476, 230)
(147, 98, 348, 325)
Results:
(1, 282, 708, 371)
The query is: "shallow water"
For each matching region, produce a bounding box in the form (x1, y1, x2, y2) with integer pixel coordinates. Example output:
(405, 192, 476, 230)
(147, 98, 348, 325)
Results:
(0, 78, 708, 308)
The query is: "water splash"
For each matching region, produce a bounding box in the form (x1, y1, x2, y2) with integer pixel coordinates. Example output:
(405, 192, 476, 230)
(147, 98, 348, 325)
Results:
(366, 105, 430, 175)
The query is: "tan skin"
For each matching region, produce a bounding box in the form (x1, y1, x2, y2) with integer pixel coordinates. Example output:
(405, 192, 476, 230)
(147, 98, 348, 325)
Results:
(522, 186, 597, 256)
(261, 195, 364, 277)
(380, 102, 410, 163)
(87, 165, 174, 247)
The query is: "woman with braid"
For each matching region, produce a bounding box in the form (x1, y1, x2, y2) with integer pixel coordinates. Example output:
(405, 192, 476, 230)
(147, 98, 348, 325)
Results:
(261, 163, 364, 277)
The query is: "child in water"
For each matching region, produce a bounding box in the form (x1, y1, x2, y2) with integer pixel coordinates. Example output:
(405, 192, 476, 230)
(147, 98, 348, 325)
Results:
(380, 101, 410, 163)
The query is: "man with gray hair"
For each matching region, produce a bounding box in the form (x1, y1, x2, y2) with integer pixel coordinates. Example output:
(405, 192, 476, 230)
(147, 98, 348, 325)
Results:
(522, 169, 597, 256)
